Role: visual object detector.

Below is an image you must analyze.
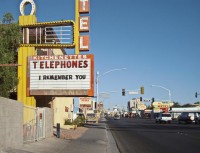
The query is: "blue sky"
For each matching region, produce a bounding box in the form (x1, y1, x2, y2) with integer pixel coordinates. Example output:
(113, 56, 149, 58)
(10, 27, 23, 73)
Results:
(1, 0, 200, 109)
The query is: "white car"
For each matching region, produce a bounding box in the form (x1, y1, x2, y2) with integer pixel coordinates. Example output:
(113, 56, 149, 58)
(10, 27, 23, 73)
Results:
(114, 114, 121, 120)
(155, 113, 172, 124)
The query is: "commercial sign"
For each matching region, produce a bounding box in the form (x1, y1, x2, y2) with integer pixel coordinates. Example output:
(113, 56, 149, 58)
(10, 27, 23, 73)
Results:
(137, 104, 147, 111)
(79, 0, 89, 13)
(129, 98, 143, 108)
(27, 54, 94, 96)
(129, 99, 147, 110)
(152, 102, 174, 108)
(79, 97, 92, 109)
(129, 100, 135, 108)
(79, 0, 90, 51)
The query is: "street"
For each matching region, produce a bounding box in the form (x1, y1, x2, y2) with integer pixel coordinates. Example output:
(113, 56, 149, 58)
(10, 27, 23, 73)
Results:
(107, 117, 200, 153)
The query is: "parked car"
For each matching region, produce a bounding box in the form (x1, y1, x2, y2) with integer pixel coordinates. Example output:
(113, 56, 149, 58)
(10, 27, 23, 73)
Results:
(194, 114, 200, 124)
(178, 112, 199, 124)
(86, 113, 98, 123)
(155, 113, 172, 124)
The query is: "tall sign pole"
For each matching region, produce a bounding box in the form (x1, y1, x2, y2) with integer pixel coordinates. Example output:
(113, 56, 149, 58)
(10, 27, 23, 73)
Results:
(18, 0, 37, 107)
(75, 0, 80, 54)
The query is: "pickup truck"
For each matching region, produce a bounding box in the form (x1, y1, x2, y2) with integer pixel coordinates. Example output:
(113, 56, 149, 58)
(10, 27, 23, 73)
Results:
(86, 113, 98, 123)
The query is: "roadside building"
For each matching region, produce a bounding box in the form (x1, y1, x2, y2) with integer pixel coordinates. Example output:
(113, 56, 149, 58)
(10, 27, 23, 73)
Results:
(169, 107, 200, 119)
(151, 101, 174, 118)
(127, 98, 147, 117)
(53, 97, 74, 127)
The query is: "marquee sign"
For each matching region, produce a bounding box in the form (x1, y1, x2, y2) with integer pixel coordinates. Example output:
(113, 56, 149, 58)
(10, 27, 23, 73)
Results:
(27, 54, 94, 96)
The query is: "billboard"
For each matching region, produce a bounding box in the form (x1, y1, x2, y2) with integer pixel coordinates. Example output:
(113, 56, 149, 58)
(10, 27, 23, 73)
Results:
(27, 54, 94, 96)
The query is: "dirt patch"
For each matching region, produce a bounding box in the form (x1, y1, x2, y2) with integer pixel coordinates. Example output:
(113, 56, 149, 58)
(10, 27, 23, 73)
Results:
(54, 127, 88, 140)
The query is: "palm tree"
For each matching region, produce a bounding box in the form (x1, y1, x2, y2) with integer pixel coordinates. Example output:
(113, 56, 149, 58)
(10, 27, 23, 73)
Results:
(173, 102, 181, 107)
(2, 13, 14, 24)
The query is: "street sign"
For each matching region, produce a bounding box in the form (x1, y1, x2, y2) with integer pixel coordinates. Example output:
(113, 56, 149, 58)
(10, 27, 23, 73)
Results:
(144, 99, 151, 102)
(128, 91, 139, 95)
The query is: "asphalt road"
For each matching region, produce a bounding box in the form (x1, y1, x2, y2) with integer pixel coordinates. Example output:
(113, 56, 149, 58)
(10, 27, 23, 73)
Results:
(107, 117, 200, 153)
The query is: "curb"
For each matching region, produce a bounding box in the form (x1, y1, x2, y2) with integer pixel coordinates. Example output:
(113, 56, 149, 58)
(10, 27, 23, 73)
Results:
(105, 122, 120, 153)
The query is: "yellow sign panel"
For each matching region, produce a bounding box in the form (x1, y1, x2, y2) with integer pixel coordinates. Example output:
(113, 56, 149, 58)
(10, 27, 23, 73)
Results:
(152, 102, 174, 108)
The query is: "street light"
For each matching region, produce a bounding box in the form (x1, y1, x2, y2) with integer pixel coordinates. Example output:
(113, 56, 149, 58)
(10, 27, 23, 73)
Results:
(96, 68, 127, 104)
(151, 85, 171, 102)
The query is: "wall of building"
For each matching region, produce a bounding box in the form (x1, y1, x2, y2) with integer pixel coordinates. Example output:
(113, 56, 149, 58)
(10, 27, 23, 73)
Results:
(35, 96, 53, 108)
(53, 97, 74, 127)
(0, 97, 23, 149)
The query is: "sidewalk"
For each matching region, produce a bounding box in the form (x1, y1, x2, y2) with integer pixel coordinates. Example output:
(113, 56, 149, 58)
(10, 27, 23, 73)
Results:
(2, 118, 119, 153)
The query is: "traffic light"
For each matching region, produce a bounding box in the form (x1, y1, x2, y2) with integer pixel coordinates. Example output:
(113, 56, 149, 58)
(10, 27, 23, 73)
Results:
(140, 97, 142, 101)
(122, 89, 125, 96)
(140, 86, 144, 94)
(152, 97, 155, 102)
(195, 92, 198, 98)
(94, 102, 97, 109)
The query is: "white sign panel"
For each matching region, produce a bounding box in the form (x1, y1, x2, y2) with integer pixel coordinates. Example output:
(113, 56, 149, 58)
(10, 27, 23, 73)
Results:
(129, 100, 136, 108)
(79, 97, 92, 108)
(79, 97, 92, 105)
(128, 91, 139, 95)
(28, 54, 94, 96)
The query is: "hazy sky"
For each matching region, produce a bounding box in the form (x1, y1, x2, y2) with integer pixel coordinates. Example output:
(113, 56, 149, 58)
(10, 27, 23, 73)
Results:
(1, 0, 200, 109)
